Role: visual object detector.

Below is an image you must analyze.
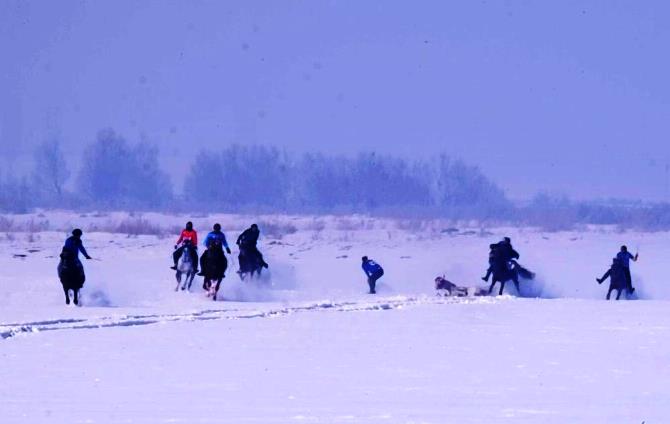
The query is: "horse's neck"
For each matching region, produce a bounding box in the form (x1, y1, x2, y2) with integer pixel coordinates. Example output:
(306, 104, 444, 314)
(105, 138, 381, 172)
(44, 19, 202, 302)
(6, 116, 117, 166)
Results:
(180, 249, 192, 265)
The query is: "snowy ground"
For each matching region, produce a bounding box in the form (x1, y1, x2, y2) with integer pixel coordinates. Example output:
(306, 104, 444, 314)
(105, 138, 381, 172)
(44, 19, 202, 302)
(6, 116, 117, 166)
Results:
(1, 212, 668, 423)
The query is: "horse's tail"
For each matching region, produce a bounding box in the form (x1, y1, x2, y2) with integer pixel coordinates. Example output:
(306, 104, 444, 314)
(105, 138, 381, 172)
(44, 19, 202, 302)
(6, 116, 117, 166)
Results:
(517, 265, 535, 280)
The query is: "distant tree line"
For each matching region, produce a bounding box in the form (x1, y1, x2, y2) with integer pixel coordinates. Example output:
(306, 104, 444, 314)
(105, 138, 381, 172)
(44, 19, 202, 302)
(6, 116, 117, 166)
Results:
(184, 145, 510, 219)
(3, 128, 670, 230)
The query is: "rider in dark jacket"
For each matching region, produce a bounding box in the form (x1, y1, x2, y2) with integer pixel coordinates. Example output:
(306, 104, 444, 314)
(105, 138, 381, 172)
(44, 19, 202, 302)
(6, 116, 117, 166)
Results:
(482, 238, 519, 281)
(236, 224, 268, 269)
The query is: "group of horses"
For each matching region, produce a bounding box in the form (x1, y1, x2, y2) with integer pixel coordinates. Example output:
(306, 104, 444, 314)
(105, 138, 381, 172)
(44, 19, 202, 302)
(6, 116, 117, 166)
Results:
(174, 240, 266, 301)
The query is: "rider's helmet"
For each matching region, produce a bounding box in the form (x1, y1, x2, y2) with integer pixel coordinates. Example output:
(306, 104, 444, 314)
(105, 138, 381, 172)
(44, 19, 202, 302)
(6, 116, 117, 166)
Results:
(72, 228, 83, 237)
(621, 245, 628, 252)
(503, 237, 511, 243)
(251, 223, 258, 231)
(361, 256, 368, 262)
(213, 223, 221, 231)
(186, 221, 193, 231)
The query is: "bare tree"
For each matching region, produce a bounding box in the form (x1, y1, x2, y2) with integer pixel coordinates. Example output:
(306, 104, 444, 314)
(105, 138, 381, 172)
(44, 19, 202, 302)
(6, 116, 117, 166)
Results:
(32, 139, 70, 201)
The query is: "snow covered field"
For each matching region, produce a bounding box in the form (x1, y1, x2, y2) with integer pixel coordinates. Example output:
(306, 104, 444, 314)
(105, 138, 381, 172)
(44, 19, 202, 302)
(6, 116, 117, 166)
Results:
(1, 212, 669, 423)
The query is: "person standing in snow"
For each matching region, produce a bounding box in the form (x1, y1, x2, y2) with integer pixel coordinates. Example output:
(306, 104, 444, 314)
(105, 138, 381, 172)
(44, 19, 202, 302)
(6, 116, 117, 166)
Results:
(361, 256, 384, 294)
(171, 221, 199, 273)
(616, 245, 639, 294)
(199, 223, 231, 276)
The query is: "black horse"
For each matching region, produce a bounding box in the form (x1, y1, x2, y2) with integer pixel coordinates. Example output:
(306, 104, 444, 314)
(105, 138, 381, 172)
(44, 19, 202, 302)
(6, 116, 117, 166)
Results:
(488, 260, 535, 296)
(202, 244, 227, 301)
(237, 246, 267, 281)
(57, 250, 85, 305)
(597, 258, 627, 300)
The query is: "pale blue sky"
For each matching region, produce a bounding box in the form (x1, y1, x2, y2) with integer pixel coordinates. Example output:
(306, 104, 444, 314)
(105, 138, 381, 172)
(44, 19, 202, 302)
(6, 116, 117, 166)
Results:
(1, 1, 669, 200)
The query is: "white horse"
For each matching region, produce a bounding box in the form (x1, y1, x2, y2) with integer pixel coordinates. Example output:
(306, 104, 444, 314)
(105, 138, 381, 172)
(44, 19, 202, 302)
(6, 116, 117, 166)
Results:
(175, 243, 196, 291)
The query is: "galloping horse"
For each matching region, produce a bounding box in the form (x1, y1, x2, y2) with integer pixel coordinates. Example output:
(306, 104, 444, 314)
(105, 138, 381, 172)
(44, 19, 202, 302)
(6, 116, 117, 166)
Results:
(175, 241, 196, 291)
(237, 246, 266, 281)
(203, 243, 227, 300)
(58, 250, 85, 305)
(488, 260, 535, 296)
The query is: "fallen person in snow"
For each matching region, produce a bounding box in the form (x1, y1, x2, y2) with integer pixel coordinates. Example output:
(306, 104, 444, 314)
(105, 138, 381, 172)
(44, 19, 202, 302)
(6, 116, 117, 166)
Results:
(434, 276, 488, 297)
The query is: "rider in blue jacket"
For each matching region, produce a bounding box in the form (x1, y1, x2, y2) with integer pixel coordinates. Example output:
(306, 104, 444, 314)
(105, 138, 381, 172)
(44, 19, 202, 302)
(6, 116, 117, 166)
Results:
(199, 223, 231, 276)
(362, 256, 384, 294)
(62, 229, 92, 261)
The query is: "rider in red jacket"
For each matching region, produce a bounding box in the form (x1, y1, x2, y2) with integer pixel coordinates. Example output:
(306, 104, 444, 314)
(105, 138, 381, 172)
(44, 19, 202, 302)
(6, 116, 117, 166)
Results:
(171, 221, 199, 271)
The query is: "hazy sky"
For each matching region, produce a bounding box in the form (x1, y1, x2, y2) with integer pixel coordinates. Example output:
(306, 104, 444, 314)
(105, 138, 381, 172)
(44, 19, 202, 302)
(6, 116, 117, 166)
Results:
(2, 0, 669, 200)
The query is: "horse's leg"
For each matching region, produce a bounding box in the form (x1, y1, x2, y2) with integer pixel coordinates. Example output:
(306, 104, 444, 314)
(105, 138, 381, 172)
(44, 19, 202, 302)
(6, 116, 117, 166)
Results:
(488, 279, 496, 294)
(73, 289, 79, 306)
(63, 287, 70, 305)
(616, 289, 622, 300)
(213, 277, 222, 301)
(606, 285, 613, 300)
(181, 270, 189, 290)
(498, 281, 505, 296)
(187, 271, 194, 291)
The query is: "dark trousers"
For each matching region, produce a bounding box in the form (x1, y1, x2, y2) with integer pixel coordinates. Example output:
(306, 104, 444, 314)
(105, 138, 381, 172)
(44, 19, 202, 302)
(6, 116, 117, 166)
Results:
(173, 246, 198, 270)
(367, 269, 384, 293)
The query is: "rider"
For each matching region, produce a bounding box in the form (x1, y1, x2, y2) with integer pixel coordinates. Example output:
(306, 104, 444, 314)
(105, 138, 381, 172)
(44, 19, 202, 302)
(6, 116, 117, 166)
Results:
(236, 224, 269, 269)
(61, 228, 92, 278)
(496, 237, 519, 263)
(481, 243, 498, 282)
(482, 237, 519, 282)
(171, 221, 199, 272)
(199, 223, 231, 276)
(361, 256, 384, 294)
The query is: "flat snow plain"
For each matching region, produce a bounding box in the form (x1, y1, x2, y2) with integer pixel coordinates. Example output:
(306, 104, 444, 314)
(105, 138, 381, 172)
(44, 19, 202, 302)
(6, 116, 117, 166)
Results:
(1, 213, 668, 423)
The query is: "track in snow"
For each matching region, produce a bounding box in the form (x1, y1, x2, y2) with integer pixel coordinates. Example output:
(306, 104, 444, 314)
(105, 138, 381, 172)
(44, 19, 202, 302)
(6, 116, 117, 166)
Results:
(0, 295, 501, 340)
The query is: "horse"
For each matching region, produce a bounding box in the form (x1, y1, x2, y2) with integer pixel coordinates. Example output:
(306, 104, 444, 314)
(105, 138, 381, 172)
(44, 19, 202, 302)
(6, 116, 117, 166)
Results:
(175, 241, 196, 291)
(202, 244, 227, 300)
(435, 276, 469, 297)
(57, 250, 85, 305)
(488, 259, 535, 296)
(597, 259, 628, 300)
(237, 246, 266, 281)
(435, 276, 488, 297)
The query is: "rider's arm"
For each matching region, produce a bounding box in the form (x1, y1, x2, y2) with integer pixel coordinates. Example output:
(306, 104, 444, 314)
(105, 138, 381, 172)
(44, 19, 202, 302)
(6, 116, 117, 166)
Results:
(221, 234, 230, 250)
(192, 231, 198, 247)
(79, 243, 92, 259)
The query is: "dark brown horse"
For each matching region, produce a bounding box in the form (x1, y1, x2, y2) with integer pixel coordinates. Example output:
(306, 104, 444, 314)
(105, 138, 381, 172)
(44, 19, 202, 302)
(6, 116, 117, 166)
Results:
(57, 250, 85, 305)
